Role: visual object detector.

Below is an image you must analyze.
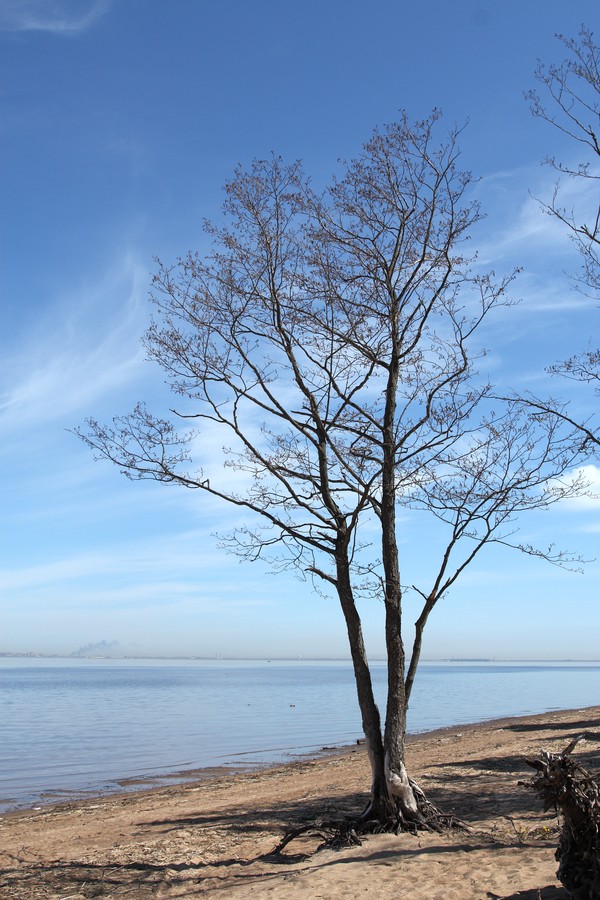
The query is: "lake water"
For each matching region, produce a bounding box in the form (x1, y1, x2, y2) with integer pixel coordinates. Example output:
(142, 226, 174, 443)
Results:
(1, 658, 598, 813)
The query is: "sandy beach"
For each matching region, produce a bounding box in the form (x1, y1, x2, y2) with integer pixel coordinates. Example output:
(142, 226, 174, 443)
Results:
(1, 706, 598, 899)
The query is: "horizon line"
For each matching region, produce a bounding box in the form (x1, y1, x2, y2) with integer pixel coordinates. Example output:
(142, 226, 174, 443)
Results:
(1, 653, 599, 663)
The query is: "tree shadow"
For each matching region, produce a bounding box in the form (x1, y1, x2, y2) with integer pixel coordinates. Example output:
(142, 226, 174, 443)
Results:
(0, 792, 368, 897)
(417, 762, 542, 821)
(138, 770, 559, 851)
(140, 788, 368, 833)
(0, 783, 570, 900)
(424, 735, 600, 821)
(506, 717, 600, 734)
(488, 888, 568, 899)
(0, 857, 279, 900)
(0, 827, 562, 900)
(429, 733, 600, 774)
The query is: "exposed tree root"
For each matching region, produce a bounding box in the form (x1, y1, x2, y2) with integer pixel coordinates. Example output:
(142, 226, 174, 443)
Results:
(523, 736, 600, 900)
(269, 819, 363, 859)
(269, 781, 466, 859)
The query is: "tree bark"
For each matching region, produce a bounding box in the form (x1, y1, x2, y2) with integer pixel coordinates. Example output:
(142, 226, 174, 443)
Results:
(378, 304, 420, 821)
(334, 549, 393, 818)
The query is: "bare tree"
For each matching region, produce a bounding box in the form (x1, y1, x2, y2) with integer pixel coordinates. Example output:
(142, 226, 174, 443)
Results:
(77, 112, 587, 832)
(526, 26, 600, 433)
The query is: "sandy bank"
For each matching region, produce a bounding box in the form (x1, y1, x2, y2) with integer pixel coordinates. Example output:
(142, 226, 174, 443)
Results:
(1, 706, 599, 898)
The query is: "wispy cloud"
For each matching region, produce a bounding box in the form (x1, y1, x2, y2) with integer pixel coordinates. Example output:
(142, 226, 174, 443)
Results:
(0, 252, 149, 435)
(0, 526, 278, 609)
(0, 0, 112, 34)
(473, 161, 597, 292)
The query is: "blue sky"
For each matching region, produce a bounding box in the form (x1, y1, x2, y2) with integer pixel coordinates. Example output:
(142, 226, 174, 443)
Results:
(1, 0, 598, 660)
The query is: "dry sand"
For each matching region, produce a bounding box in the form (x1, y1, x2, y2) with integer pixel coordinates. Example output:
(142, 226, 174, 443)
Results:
(1, 706, 599, 899)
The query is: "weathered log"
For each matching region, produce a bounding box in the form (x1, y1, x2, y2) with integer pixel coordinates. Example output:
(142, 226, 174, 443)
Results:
(523, 736, 600, 900)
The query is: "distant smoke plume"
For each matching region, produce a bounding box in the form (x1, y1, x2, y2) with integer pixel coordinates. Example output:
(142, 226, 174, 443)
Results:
(72, 640, 120, 657)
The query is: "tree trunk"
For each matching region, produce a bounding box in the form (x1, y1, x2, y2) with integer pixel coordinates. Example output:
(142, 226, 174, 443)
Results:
(335, 546, 420, 825)
(334, 550, 392, 817)
(378, 322, 421, 822)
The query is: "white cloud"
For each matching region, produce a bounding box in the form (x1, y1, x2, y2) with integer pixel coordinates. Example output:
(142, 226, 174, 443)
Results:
(557, 464, 600, 512)
(0, 0, 112, 34)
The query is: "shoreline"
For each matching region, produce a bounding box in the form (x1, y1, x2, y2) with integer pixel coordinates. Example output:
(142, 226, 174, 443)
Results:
(2, 704, 596, 819)
(3, 704, 599, 819)
(1, 706, 599, 898)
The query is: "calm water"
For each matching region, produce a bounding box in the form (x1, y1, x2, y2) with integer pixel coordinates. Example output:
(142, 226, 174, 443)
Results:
(0, 658, 598, 812)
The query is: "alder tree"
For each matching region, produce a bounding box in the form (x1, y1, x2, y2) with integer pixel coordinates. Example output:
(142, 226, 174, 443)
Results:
(79, 112, 588, 832)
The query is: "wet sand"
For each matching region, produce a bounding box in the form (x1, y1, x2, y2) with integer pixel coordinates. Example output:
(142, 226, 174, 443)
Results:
(1, 706, 599, 898)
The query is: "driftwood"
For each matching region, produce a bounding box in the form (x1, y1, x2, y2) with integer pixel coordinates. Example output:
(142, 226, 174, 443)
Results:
(524, 736, 600, 900)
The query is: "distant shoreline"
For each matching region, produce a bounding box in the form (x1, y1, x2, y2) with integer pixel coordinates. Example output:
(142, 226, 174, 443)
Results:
(2, 653, 599, 662)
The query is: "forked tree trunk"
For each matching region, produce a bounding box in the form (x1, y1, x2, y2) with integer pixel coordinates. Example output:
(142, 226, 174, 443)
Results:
(335, 551, 420, 826)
